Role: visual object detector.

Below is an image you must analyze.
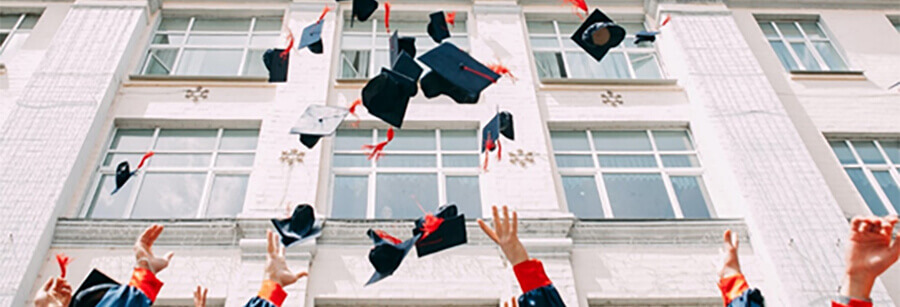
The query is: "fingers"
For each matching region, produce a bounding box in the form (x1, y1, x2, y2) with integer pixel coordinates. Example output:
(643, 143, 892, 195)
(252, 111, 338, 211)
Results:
(851, 216, 864, 233)
(477, 219, 500, 244)
(502, 206, 510, 236)
(164, 251, 175, 263)
(266, 230, 275, 256)
(194, 286, 201, 298)
(297, 271, 309, 280)
(512, 296, 518, 307)
(492, 206, 502, 238)
(41, 277, 53, 291)
(202, 287, 208, 301)
(511, 211, 518, 238)
(279, 242, 286, 257)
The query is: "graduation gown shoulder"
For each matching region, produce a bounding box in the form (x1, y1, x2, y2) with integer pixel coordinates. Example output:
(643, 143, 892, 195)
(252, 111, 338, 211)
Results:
(243, 280, 288, 307)
(94, 267, 161, 307)
(513, 259, 566, 307)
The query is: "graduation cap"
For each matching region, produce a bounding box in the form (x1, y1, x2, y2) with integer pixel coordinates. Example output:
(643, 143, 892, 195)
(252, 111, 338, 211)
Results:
(427, 11, 451, 43)
(262, 49, 289, 82)
(389, 52, 423, 97)
(352, 0, 379, 24)
(112, 152, 154, 195)
(481, 111, 514, 170)
(271, 204, 323, 246)
(362, 69, 412, 128)
(634, 30, 659, 45)
(570, 9, 626, 62)
(297, 21, 324, 54)
(290, 105, 350, 148)
(418, 42, 501, 104)
(366, 229, 420, 285)
(412, 203, 467, 257)
(69, 269, 120, 307)
(389, 31, 417, 65)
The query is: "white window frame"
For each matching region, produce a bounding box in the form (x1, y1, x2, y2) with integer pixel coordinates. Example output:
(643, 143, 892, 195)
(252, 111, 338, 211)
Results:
(830, 139, 900, 216)
(0, 12, 39, 56)
(552, 129, 713, 219)
(526, 18, 664, 80)
(329, 128, 481, 219)
(82, 127, 257, 219)
(139, 16, 282, 77)
(759, 19, 848, 72)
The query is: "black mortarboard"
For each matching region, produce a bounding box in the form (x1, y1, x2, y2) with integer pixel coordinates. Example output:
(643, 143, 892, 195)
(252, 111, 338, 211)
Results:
(362, 69, 412, 128)
(418, 42, 500, 104)
(271, 204, 323, 246)
(366, 229, 420, 285)
(571, 9, 626, 62)
(298, 21, 324, 54)
(412, 204, 467, 257)
(389, 31, 417, 65)
(70, 269, 120, 307)
(352, 0, 379, 23)
(389, 52, 423, 96)
(426, 11, 451, 43)
(290, 105, 350, 148)
(262, 49, 289, 82)
(633, 30, 659, 45)
(112, 152, 153, 195)
(481, 111, 514, 153)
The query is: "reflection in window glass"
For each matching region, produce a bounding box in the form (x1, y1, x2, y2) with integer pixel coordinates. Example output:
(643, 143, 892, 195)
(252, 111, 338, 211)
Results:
(376, 174, 439, 219)
(845, 168, 889, 216)
(759, 20, 848, 71)
(829, 141, 857, 164)
(207, 175, 249, 217)
(132, 173, 206, 218)
(332, 176, 369, 218)
(604, 173, 674, 218)
(671, 176, 711, 218)
(88, 175, 133, 218)
(562, 176, 603, 218)
(872, 171, 900, 213)
(830, 139, 900, 215)
(446, 176, 482, 218)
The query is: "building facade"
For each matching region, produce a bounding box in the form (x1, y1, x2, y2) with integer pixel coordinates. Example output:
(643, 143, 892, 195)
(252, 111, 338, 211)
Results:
(0, 0, 899, 305)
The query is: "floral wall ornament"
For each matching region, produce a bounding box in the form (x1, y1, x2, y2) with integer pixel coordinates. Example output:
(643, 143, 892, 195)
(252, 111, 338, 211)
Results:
(280, 148, 305, 165)
(601, 90, 623, 107)
(509, 149, 538, 168)
(185, 86, 209, 102)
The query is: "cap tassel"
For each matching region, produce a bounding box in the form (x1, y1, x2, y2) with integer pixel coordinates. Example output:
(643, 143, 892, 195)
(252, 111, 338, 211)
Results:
(409, 194, 445, 241)
(446, 11, 457, 27)
(56, 253, 71, 278)
(318, 6, 331, 23)
(280, 30, 294, 59)
(562, 0, 588, 19)
(374, 230, 402, 245)
(362, 127, 394, 160)
(384, 2, 391, 33)
(661, 14, 671, 27)
(136, 151, 155, 170)
(462, 65, 498, 83)
(488, 63, 517, 83)
(483, 134, 495, 171)
(348, 98, 362, 128)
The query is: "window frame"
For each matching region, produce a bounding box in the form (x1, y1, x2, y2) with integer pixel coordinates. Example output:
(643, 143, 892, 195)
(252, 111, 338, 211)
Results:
(552, 129, 713, 219)
(830, 139, 900, 216)
(329, 128, 482, 219)
(0, 12, 40, 57)
(82, 127, 258, 219)
(758, 19, 849, 72)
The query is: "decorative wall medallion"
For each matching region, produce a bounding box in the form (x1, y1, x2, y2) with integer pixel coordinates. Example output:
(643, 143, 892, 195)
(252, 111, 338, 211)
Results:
(280, 148, 305, 165)
(185, 86, 209, 102)
(601, 90, 623, 107)
(509, 149, 537, 168)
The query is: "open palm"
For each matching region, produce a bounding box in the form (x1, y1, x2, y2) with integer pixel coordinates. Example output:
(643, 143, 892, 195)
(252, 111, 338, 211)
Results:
(266, 230, 308, 287)
(846, 216, 900, 280)
(134, 224, 174, 274)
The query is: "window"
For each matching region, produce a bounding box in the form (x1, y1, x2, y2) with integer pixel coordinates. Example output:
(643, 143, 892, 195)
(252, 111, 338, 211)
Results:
(139, 16, 282, 77)
(526, 18, 662, 80)
(86, 128, 258, 218)
(551, 130, 712, 219)
(339, 13, 469, 79)
(0, 13, 40, 59)
(829, 139, 900, 215)
(758, 20, 848, 71)
(330, 129, 482, 219)
(892, 18, 900, 33)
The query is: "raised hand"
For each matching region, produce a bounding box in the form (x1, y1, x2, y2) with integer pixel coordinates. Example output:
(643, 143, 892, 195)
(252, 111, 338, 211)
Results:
(477, 206, 529, 266)
(33, 277, 72, 307)
(134, 224, 174, 274)
(265, 230, 309, 287)
(193, 286, 208, 307)
(503, 296, 518, 307)
(718, 229, 742, 279)
(842, 215, 900, 299)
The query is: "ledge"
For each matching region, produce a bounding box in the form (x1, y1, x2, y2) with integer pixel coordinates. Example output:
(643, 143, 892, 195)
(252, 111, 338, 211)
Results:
(316, 297, 499, 307)
(538, 78, 681, 91)
(587, 296, 721, 306)
(316, 218, 574, 245)
(571, 218, 748, 245)
(789, 70, 866, 81)
(126, 74, 271, 87)
(333, 78, 368, 89)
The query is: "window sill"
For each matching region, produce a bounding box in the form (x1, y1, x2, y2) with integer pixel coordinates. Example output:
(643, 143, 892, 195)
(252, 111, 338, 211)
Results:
(789, 70, 866, 81)
(333, 78, 368, 88)
(538, 78, 680, 91)
(571, 218, 748, 245)
(126, 74, 271, 87)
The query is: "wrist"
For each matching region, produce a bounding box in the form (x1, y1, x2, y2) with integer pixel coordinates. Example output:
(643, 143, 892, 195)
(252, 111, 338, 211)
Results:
(841, 273, 875, 300)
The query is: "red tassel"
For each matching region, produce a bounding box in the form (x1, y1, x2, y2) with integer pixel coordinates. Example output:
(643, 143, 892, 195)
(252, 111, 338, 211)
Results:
(362, 127, 394, 160)
(483, 134, 495, 171)
(374, 230, 402, 245)
(562, 0, 588, 19)
(487, 63, 517, 83)
(280, 30, 293, 59)
(384, 2, 391, 33)
(136, 151, 154, 169)
(497, 139, 502, 161)
(462, 66, 497, 83)
(56, 253, 71, 278)
(418, 214, 444, 241)
(446, 11, 457, 27)
(661, 14, 671, 27)
(318, 6, 331, 22)
(348, 98, 362, 128)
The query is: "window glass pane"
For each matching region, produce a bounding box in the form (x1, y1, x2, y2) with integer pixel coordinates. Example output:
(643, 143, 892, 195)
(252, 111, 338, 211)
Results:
(441, 130, 477, 151)
(597, 155, 657, 168)
(0, 32, 28, 58)
(880, 140, 900, 163)
(776, 22, 802, 38)
(335, 130, 371, 150)
(381, 130, 435, 151)
(592, 131, 652, 151)
(152, 34, 185, 45)
(342, 34, 372, 48)
(186, 34, 248, 45)
(378, 154, 436, 167)
(132, 173, 206, 218)
(377, 20, 427, 33)
(555, 154, 594, 168)
(88, 174, 132, 218)
(175, 49, 243, 76)
(769, 41, 799, 71)
(151, 153, 212, 167)
(0, 33, 7, 46)
(375, 174, 438, 219)
(19, 14, 39, 29)
(534, 52, 566, 79)
(619, 22, 646, 35)
(110, 129, 154, 150)
(220, 129, 259, 150)
(442, 154, 479, 168)
(332, 176, 368, 218)
(143, 49, 178, 75)
(556, 22, 580, 34)
(670, 176, 711, 218)
(192, 18, 251, 31)
(550, 131, 589, 151)
(872, 171, 900, 213)
(250, 34, 280, 47)
(206, 175, 248, 217)
(790, 42, 821, 71)
(526, 21, 556, 34)
(216, 153, 254, 167)
(851, 141, 886, 164)
(530, 37, 559, 48)
(829, 141, 857, 164)
(343, 17, 374, 31)
(333, 154, 369, 167)
(630, 53, 661, 79)
(812, 41, 847, 71)
(562, 176, 604, 218)
(446, 176, 482, 217)
(567, 52, 629, 79)
(845, 168, 889, 216)
(653, 131, 693, 151)
(799, 22, 825, 39)
(604, 173, 674, 218)
(159, 18, 190, 31)
(340, 50, 370, 78)
(758, 22, 778, 38)
(0, 15, 20, 30)
(104, 153, 144, 167)
(253, 17, 283, 32)
(373, 49, 390, 72)
(661, 155, 701, 168)
(156, 129, 217, 150)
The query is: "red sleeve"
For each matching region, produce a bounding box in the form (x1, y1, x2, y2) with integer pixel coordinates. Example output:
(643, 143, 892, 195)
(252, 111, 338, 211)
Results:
(512, 259, 553, 293)
(717, 273, 749, 306)
(257, 280, 288, 307)
(127, 267, 164, 303)
(831, 299, 873, 307)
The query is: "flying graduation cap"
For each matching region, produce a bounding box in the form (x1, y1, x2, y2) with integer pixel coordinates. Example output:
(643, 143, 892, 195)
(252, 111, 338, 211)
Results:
(290, 105, 350, 148)
(112, 152, 154, 195)
(362, 51, 422, 128)
(426, 11, 451, 43)
(366, 229, 421, 286)
(350, 0, 379, 24)
(481, 111, 515, 170)
(298, 21, 324, 54)
(389, 31, 417, 65)
(271, 204, 324, 247)
(262, 49, 289, 82)
(571, 9, 626, 62)
(412, 203, 467, 257)
(70, 269, 120, 307)
(634, 30, 659, 45)
(418, 42, 501, 104)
